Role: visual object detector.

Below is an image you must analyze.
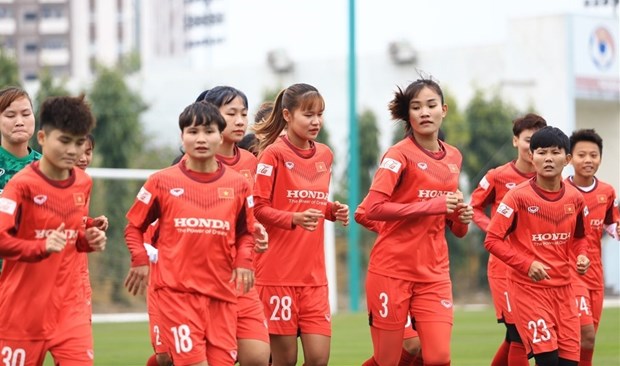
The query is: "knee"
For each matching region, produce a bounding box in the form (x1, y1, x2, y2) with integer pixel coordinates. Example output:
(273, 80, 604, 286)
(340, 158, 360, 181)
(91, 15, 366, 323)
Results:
(421, 350, 450, 365)
(155, 353, 172, 366)
(403, 337, 421, 355)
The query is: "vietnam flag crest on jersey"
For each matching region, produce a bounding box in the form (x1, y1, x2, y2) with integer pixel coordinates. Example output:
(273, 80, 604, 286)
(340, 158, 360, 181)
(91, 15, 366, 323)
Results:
(218, 187, 234, 199)
(564, 203, 575, 214)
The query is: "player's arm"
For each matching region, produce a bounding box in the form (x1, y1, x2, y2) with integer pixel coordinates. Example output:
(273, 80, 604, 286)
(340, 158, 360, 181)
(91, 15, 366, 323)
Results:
(603, 192, 620, 240)
(231, 196, 255, 294)
(354, 195, 382, 233)
(123, 182, 160, 295)
(484, 197, 536, 276)
(573, 202, 591, 274)
(470, 173, 496, 232)
(254, 151, 298, 229)
(326, 200, 349, 226)
(446, 190, 473, 237)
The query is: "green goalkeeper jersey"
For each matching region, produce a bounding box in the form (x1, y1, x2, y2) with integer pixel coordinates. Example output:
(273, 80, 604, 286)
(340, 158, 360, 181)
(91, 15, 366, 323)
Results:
(0, 146, 41, 270)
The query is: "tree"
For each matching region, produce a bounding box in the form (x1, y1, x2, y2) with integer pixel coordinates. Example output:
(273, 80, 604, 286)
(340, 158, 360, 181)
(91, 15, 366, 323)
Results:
(29, 68, 70, 151)
(451, 88, 520, 297)
(0, 48, 20, 87)
(88, 66, 148, 305)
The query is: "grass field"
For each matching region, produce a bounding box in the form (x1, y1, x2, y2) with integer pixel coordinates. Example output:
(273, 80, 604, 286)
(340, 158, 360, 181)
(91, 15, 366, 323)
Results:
(45, 307, 619, 365)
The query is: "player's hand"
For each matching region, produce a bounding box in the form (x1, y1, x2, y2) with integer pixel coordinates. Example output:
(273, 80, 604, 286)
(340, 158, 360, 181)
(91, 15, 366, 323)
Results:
(456, 203, 474, 224)
(528, 261, 551, 282)
(332, 201, 350, 226)
(576, 255, 590, 275)
(91, 215, 109, 231)
(445, 193, 459, 214)
(253, 222, 269, 253)
(455, 189, 464, 203)
(124, 265, 149, 296)
(45, 223, 67, 254)
(85, 227, 106, 252)
(231, 267, 254, 294)
(292, 209, 324, 231)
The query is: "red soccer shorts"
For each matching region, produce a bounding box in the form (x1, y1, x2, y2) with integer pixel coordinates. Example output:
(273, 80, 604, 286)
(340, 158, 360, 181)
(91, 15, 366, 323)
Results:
(488, 275, 515, 324)
(147, 285, 169, 354)
(403, 315, 419, 339)
(256, 285, 331, 337)
(0, 322, 93, 366)
(510, 281, 580, 361)
(237, 287, 270, 343)
(365, 271, 454, 331)
(156, 288, 238, 366)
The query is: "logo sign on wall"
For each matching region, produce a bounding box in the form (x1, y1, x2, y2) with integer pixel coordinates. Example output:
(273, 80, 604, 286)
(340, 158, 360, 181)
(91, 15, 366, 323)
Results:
(590, 27, 615, 71)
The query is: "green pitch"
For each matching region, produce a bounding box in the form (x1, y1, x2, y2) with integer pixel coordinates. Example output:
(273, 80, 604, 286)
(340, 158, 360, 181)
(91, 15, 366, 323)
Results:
(45, 307, 619, 365)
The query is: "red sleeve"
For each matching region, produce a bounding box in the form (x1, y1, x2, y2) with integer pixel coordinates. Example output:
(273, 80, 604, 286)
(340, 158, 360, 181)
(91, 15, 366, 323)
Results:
(470, 172, 495, 232)
(604, 190, 619, 225)
(365, 190, 447, 221)
(85, 216, 95, 228)
(234, 201, 254, 269)
(324, 201, 336, 222)
(484, 229, 534, 275)
(125, 223, 149, 267)
(254, 197, 295, 230)
(0, 231, 48, 262)
(354, 197, 382, 233)
(572, 206, 589, 257)
(75, 232, 95, 253)
(484, 195, 535, 275)
(447, 218, 468, 238)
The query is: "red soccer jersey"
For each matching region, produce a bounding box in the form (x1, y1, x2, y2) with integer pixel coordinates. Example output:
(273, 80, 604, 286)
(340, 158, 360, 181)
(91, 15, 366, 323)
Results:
(125, 161, 255, 303)
(0, 162, 92, 340)
(217, 145, 258, 189)
(470, 161, 536, 279)
(253, 137, 334, 286)
(485, 180, 590, 287)
(566, 177, 619, 290)
(367, 136, 463, 282)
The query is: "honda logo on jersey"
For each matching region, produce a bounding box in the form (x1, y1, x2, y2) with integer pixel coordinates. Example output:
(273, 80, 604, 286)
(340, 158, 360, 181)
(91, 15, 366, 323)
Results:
(417, 190, 453, 199)
(531, 232, 571, 246)
(35, 229, 79, 240)
(257, 163, 273, 176)
(286, 190, 329, 200)
(174, 218, 231, 230)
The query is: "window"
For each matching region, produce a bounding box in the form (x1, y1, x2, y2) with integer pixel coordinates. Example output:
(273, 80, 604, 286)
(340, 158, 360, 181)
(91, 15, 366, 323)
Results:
(24, 43, 38, 53)
(0, 7, 13, 18)
(23, 11, 38, 21)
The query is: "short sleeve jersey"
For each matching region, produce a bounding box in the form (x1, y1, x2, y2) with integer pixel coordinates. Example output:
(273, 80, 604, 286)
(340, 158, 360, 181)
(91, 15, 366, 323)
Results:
(0, 162, 91, 340)
(253, 137, 333, 286)
(470, 161, 535, 279)
(126, 162, 254, 303)
(217, 145, 258, 189)
(0, 146, 42, 195)
(367, 136, 463, 283)
(566, 177, 619, 290)
(486, 180, 589, 287)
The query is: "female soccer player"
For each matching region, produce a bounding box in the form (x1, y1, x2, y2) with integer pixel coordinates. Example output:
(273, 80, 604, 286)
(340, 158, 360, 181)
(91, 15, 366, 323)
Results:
(198, 86, 271, 366)
(252, 83, 349, 366)
(361, 78, 473, 366)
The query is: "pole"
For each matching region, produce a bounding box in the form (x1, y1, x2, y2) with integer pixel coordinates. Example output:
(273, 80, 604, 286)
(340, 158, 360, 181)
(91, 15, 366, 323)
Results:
(347, 0, 360, 312)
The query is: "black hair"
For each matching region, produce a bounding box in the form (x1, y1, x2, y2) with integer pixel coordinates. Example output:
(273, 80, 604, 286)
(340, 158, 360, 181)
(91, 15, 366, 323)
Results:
(512, 113, 547, 137)
(195, 86, 248, 109)
(529, 126, 570, 153)
(178, 101, 226, 132)
(40, 95, 96, 136)
(389, 77, 444, 136)
(569, 129, 603, 156)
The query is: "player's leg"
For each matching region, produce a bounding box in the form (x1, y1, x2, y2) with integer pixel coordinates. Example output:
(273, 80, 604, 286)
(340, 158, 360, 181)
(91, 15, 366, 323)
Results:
(148, 287, 173, 366)
(0, 339, 47, 366)
(257, 285, 300, 366)
(488, 275, 511, 366)
(574, 286, 595, 366)
(400, 318, 421, 366)
(410, 280, 453, 365)
(205, 299, 238, 366)
(157, 289, 209, 366)
(556, 285, 580, 365)
(237, 287, 270, 366)
(297, 285, 331, 366)
(505, 323, 528, 366)
(364, 272, 413, 366)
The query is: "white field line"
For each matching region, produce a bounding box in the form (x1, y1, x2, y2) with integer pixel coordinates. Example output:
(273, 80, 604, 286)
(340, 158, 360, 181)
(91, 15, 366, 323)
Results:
(92, 297, 620, 324)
